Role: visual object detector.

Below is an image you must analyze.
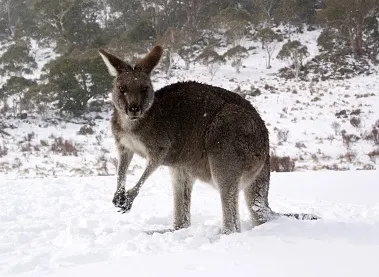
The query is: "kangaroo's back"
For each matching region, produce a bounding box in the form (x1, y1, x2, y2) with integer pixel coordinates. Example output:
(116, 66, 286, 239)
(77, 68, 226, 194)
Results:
(112, 81, 269, 171)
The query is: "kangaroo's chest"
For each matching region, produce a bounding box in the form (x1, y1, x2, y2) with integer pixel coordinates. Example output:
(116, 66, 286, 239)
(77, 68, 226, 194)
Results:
(119, 135, 148, 158)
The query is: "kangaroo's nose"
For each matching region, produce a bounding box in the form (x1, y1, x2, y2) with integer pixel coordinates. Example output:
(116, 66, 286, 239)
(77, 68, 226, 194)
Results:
(128, 106, 141, 117)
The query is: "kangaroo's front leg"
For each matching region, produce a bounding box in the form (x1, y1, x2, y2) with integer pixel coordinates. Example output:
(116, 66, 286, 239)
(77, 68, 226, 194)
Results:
(118, 161, 158, 213)
(113, 148, 134, 208)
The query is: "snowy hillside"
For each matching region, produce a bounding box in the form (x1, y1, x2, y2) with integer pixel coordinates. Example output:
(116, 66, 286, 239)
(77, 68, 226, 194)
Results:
(1, 169, 379, 276)
(1, 29, 379, 177)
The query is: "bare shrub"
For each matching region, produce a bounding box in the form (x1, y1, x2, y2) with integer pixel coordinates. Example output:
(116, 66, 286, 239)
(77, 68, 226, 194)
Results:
(331, 121, 341, 135)
(373, 128, 379, 145)
(350, 117, 362, 128)
(51, 137, 78, 156)
(77, 125, 95, 135)
(12, 158, 22, 169)
(363, 120, 379, 145)
(359, 164, 375, 170)
(0, 145, 8, 157)
(311, 154, 319, 163)
(295, 141, 306, 149)
(20, 143, 32, 152)
(343, 151, 357, 162)
(97, 153, 109, 176)
(270, 153, 296, 172)
(341, 130, 359, 149)
(95, 134, 103, 145)
(326, 134, 335, 144)
(110, 157, 118, 169)
(368, 149, 379, 162)
(24, 132, 35, 142)
(320, 164, 349, 171)
(277, 129, 289, 143)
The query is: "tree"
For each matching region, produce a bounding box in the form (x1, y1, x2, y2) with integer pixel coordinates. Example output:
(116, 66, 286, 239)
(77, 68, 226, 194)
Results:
(33, 0, 105, 52)
(196, 46, 225, 80)
(277, 40, 309, 80)
(105, 0, 144, 32)
(211, 7, 252, 46)
(0, 0, 36, 40)
(251, 0, 278, 26)
(365, 7, 379, 62)
(42, 51, 112, 116)
(223, 45, 249, 73)
(0, 76, 37, 116)
(256, 28, 281, 68)
(319, 0, 379, 56)
(0, 39, 37, 76)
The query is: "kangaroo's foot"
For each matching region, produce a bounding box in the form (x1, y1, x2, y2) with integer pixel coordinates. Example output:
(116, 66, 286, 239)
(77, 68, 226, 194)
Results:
(112, 187, 136, 213)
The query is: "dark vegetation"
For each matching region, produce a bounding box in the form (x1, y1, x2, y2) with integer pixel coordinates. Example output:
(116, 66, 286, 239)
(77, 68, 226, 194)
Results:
(0, 0, 378, 117)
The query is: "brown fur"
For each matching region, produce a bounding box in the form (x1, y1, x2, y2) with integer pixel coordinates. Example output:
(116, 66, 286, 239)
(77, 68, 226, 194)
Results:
(99, 46, 319, 234)
(134, 45, 164, 74)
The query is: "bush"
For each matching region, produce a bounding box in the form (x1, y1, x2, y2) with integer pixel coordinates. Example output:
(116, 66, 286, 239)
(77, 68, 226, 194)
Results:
(343, 151, 357, 162)
(51, 137, 78, 156)
(277, 129, 289, 143)
(341, 130, 360, 149)
(0, 145, 8, 157)
(364, 120, 379, 145)
(368, 149, 379, 162)
(331, 121, 341, 135)
(350, 117, 362, 128)
(77, 125, 95, 135)
(270, 154, 296, 172)
(24, 132, 35, 142)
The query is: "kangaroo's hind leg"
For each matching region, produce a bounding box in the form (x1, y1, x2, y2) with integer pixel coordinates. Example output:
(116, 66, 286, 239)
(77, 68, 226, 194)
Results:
(170, 167, 195, 230)
(244, 155, 277, 226)
(208, 155, 242, 235)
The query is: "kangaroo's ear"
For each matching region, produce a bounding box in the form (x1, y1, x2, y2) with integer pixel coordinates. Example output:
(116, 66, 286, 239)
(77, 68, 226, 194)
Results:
(99, 49, 132, 76)
(134, 45, 163, 74)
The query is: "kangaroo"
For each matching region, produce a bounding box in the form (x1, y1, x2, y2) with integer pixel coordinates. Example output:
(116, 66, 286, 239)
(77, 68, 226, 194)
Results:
(99, 45, 319, 234)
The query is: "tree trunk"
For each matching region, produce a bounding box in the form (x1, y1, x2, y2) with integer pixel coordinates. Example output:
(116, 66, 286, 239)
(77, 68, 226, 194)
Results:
(354, 20, 364, 56)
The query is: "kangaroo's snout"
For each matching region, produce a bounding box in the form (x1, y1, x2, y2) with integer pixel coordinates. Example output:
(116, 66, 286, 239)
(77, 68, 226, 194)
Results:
(127, 105, 142, 118)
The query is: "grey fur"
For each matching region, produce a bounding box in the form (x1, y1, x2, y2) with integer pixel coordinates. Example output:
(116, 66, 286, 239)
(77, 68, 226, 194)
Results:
(99, 46, 319, 234)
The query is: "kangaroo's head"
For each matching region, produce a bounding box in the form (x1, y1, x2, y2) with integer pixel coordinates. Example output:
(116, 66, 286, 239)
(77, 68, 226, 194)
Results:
(99, 45, 163, 120)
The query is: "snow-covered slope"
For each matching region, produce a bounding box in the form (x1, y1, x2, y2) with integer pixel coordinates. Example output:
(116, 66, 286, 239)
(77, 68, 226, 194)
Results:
(1, 29, 379, 177)
(1, 169, 378, 276)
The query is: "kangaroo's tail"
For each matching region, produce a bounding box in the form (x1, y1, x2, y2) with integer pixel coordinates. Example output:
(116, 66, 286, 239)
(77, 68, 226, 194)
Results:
(277, 212, 320, 220)
(252, 206, 320, 225)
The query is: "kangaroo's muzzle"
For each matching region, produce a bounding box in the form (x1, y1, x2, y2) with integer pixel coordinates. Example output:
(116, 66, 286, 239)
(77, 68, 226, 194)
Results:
(127, 106, 142, 118)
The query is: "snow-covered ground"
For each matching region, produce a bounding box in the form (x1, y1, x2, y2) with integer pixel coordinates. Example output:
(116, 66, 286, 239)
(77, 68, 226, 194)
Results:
(1, 169, 379, 277)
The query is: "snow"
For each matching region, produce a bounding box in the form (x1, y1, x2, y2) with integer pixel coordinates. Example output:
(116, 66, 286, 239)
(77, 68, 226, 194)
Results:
(1, 27, 379, 277)
(1, 169, 379, 277)
(1, 28, 379, 177)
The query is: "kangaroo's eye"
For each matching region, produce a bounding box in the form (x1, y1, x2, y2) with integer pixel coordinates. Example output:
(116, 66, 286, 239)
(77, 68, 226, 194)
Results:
(141, 86, 148, 93)
(119, 86, 126, 93)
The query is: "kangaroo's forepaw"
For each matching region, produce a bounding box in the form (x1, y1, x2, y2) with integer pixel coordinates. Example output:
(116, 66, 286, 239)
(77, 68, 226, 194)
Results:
(118, 192, 134, 213)
(113, 187, 126, 208)
(113, 188, 134, 214)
